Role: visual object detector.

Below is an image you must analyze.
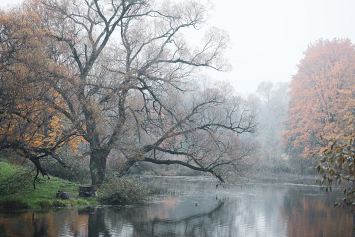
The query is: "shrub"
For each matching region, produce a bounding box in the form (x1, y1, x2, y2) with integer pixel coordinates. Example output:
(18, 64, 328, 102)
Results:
(76, 199, 89, 206)
(99, 175, 154, 204)
(33, 199, 52, 209)
(52, 199, 67, 208)
(41, 150, 91, 184)
(0, 196, 29, 209)
(66, 199, 76, 207)
(0, 162, 32, 196)
(87, 197, 99, 205)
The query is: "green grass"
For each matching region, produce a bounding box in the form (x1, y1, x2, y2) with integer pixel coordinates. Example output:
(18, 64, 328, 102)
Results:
(86, 197, 99, 205)
(0, 161, 98, 210)
(76, 199, 89, 206)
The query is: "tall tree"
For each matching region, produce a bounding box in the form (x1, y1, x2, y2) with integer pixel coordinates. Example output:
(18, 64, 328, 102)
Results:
(2, 0, 258, 185)
(256, 81, 288, 162)
(281, 38, 355, 158)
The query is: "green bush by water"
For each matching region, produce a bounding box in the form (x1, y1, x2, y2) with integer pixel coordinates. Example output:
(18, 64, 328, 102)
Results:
(86, 197, 99, 205)
(76, 199, 89, 206)
(33, 199, 52, 209)
(0, 196, 29, 209)
(99, 175, 156, 204)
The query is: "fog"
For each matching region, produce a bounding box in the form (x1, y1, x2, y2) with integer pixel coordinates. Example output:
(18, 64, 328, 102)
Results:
(2, 0, 354, 94)
(209, 0, 355, 95)
(1, 2, 355, 234)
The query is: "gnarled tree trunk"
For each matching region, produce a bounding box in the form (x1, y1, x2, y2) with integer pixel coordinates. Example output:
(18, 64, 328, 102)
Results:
(90, 148, 110, 186)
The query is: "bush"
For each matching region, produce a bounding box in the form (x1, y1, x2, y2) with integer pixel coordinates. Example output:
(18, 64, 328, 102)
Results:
(52, 199, 67, 207)
(99, 175, 154, 204)
(41, 149, 91, 184)
(33, 199, 52, 209)
(76, 199, 89, 206)
(0, 196, 29, 209)
(87, 197, 99, 205)
(67, 199, 76, 206)
(0, 162, 32, 196)
(52, 199, 75, 208)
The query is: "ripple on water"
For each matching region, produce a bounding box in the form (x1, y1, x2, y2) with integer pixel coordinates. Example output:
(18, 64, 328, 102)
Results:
(0, 177, 354, 237)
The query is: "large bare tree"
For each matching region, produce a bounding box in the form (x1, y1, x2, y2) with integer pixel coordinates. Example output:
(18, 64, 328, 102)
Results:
(2, 0, 258, 185)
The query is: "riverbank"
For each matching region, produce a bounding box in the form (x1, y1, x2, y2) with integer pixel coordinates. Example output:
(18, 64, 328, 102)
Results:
(0, 162, 159, 211)
(0, 161, 98, 210)
(248, 172, 319, 185)
(0, 161, 333, 211)
(1, 176, 352, 237)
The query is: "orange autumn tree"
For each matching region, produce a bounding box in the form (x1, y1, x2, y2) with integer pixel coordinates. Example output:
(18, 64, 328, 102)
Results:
(282, 38, 355, 158)
(0, 2, 82, 185)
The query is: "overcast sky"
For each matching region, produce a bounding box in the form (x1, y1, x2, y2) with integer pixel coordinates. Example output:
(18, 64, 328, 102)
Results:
(2, 0, 355, 95)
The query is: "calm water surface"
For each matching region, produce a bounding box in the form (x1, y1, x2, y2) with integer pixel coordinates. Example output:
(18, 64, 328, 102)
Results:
(0, 176, 354, 237)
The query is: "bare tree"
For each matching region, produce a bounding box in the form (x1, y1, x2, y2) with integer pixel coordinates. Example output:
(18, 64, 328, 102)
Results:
(114, 81, 258, 182)
(6, 0, 258, 185)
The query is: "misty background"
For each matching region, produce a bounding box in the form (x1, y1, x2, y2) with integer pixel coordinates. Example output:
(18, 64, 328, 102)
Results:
(1, 0, 355, 95)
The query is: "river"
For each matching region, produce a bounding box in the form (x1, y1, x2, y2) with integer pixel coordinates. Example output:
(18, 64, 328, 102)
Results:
(0, 176, 354, 237)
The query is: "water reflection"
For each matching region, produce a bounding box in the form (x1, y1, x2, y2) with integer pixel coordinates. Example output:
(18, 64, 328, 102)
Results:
(0, 177, 354, 237)
(281, 188, 354, 237)
(0, 209, 88, 237)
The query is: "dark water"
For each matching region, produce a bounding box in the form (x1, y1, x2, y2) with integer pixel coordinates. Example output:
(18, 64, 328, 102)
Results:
(0, 176, 354, 237)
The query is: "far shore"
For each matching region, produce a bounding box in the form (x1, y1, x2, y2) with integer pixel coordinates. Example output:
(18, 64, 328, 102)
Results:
(249, 172, 319, 185)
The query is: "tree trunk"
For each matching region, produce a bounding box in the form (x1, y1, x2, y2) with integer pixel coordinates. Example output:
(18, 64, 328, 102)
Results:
(90, 148, 110, 186)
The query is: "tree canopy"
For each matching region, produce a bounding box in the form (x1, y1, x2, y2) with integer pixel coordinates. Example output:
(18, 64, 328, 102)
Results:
(282, 38, 355, 158)
(0, 0, 259, 185)
(0, 3, 81, 184)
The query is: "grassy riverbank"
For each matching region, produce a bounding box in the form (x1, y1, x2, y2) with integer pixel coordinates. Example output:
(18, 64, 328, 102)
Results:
(1, 161, 322, 210)
(0, 161, 98, 210)
(0, 161, 159, 210)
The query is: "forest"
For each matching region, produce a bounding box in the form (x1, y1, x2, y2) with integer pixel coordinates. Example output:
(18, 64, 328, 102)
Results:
(1, 0, 355, 208)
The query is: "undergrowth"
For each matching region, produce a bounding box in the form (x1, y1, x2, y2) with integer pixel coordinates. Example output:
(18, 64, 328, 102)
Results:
(99, 174, 157, 205)
(0, 162, 157, 209)
(0, 161, 98, 209)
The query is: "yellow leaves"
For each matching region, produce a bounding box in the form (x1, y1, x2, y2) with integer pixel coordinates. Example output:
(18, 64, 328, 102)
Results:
(0, 1, 83, 156)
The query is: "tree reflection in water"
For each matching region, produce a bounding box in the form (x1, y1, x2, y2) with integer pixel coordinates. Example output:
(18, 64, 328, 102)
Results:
(280, 188, 354, 237)
(1, 179, 355, 237)
(132, 199, 234, 237)
(83, 198, 235, 237)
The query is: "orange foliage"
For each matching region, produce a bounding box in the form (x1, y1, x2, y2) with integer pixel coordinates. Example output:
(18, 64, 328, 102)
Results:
(281, 39, 355, 157)
(0, 2, 82, 158)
